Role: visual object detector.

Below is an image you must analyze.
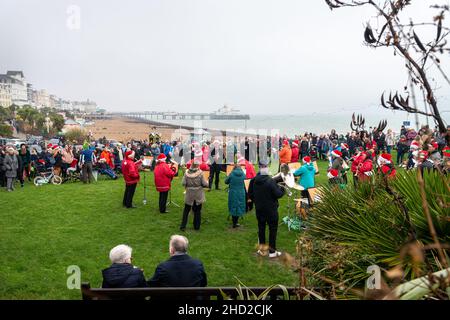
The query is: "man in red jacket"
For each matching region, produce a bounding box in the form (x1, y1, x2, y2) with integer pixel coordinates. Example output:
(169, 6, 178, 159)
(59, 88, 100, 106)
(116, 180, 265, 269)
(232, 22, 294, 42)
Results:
(122, 150, 142, 209)
(290, 140, 300, 163)
(154, 153, 176, 213)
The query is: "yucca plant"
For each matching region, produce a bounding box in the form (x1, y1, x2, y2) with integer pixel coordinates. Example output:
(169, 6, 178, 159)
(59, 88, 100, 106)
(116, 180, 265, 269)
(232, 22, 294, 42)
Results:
(220, 277, 291, 300)
(302, 170, 449, 298)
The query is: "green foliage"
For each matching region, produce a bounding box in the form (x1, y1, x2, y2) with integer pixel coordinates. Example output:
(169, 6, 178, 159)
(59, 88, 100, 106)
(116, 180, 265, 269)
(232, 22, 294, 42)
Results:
(0, 124, 13, 137)
(302, 170, 450, 297)
(64, 128, 87, 144)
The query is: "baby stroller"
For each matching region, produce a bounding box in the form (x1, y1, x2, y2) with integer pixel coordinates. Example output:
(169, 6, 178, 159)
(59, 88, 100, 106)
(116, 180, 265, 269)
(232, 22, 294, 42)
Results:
(310, 145, 318, 162)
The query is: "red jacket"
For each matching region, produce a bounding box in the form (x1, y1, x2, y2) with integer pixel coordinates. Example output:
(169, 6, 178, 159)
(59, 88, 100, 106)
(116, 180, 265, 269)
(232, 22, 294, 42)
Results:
(122, 159, 141, 185)
(243, 160, 256, 179)
(291, 146, 299, 163)
(380, 164, 396, 178)
(154, 162, 176, 192)
(357, 159, 373, 181)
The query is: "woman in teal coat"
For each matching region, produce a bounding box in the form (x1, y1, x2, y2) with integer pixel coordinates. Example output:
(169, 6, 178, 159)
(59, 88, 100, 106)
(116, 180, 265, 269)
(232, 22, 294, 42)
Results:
(225, 163, 246, 228)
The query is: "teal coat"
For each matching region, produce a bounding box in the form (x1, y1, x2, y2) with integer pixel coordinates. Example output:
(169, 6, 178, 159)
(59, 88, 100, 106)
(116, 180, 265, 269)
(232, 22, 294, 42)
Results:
(293, 163, 315, 190)
(224, 167, 246, 217)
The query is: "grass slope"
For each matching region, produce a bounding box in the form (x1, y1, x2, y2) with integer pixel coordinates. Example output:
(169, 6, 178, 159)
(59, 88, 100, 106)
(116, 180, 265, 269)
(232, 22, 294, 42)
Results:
(0, 160, 330, 299)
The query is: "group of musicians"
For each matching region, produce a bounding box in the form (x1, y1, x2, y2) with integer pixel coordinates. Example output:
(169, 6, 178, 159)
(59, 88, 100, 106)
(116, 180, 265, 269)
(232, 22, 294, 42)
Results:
(121, 142, 318, 259)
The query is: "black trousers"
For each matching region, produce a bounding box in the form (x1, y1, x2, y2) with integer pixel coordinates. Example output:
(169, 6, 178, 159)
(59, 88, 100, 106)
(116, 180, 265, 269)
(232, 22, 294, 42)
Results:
(180, 201, 202, 230)
(256, 213, 278, 253)
(123, 183, 137, 208)
(232, 215, 239, 227)
(209, 163, 221, 189)
(245, 191, 253, 212)
(159, 191, 168, 213)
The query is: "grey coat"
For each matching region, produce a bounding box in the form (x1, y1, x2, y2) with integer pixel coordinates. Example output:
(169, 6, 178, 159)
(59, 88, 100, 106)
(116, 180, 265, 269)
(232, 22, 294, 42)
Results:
(182, 168, 208, 206)
(4, 154, 18, 178)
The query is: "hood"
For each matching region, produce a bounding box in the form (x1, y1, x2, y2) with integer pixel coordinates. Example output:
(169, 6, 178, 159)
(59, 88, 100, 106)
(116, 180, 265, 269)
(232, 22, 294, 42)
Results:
(102, 263, 135, 286)
(232, 168, 244, 177)
(304, 163, 315, 171)
(254, 173, 272, 185)
(186, 168, 203, 178)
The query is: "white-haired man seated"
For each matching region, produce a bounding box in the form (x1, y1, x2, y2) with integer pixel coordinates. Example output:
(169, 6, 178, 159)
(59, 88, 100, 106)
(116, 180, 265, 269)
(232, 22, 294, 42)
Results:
(102, 244, 148, 288)
(148, 235, 207, 287)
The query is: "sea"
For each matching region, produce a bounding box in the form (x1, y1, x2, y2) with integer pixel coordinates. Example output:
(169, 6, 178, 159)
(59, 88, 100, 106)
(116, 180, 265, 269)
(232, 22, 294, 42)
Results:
(143, 110, 449, 137)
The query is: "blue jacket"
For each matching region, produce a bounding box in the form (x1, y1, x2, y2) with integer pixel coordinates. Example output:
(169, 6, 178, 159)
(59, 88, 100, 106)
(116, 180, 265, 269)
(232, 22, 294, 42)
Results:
(224, 167, 246, 217)
(102, 263, 147, 288)
(293, 163, 315, 190)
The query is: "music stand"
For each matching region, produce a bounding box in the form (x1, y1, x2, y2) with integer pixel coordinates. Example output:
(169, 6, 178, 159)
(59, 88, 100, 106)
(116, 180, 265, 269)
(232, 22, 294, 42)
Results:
(167, 163, 180, 208)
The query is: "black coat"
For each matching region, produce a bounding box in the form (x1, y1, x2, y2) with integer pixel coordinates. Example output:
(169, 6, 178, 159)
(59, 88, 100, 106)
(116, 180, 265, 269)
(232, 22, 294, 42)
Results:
(148, 254, 207, 287)
(248, 173, 285, 217)
(102, 263, 148, 288)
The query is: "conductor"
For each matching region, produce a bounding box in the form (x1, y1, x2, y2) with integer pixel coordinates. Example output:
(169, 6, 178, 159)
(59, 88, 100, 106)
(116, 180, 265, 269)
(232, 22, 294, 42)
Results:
(248, 159, 285, 258)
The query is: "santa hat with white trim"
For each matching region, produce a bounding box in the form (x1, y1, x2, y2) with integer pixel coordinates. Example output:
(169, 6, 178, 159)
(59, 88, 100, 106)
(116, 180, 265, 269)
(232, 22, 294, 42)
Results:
(157, 153, 167, 162)
(327, 169, 339, 179)
(331, 150, 342, 158)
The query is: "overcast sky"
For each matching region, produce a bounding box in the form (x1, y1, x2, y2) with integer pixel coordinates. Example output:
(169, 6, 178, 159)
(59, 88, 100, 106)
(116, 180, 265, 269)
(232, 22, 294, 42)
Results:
(1, 0, 449, 115)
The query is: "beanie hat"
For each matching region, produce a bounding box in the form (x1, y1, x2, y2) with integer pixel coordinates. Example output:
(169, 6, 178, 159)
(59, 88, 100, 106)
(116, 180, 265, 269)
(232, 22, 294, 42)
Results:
(443, 146, 450, 157)
(157, 153, 167, 162)
(331, 150, 342, 158)
(303, 156, 311, 164)
(327, 169, 339, 179)
(419, 150, 428, 160)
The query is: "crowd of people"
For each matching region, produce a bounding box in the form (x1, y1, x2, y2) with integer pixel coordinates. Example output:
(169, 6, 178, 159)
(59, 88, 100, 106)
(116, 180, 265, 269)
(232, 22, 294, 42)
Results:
(2, 122, 450, 288)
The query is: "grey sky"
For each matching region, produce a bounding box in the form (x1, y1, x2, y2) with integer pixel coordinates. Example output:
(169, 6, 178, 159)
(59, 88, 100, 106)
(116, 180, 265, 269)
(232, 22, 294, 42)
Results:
(1, 0, 449, 116)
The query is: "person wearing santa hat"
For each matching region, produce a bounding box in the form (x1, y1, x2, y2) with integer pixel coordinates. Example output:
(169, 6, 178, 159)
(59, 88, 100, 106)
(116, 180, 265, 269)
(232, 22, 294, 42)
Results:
(428, 141, 441, 163)
(407, 140, 421, 170)
(330, 149, 349, 185)
(356, 151, 374, 182)
(186, 149, 210, 171)
(327, 168, 340, 186)
(377, 153, 396, 178)
(121, 150, 142, 209)
(293, 156, 316, 206)
(417, 150, 435, 173)
(290, 140, 300, 163)
(278, 140, 292, 170)
(441, 146, 450, 174)
(154, 153, 177, 213)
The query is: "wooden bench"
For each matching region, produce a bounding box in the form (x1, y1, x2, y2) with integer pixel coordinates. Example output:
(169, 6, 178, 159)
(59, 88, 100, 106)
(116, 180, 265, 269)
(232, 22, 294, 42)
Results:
(81, 282, 299, 300)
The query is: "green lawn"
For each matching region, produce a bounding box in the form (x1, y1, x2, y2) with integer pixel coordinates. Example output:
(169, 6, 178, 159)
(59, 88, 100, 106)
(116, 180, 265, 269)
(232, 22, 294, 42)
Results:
(0, 159, 330, 299)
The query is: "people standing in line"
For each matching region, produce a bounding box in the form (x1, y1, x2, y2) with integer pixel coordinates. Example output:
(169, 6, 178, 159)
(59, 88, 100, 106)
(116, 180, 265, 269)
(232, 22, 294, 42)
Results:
(248, 159, 285, 258)
(122, 150, 142, 209)
(224, 163, 246, 228)
(180, 159, 209, 231)
(208, 140, 222, 191)
(4, 147, 18, 192)
(148, 235, 207, 288)
(154, 153, 176, 214)
(80, 145, 96, 183)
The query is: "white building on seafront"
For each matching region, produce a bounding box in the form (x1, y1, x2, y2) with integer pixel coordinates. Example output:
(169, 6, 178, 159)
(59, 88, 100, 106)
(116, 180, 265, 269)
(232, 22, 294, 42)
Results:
(0, 82, 12, 108)
(1, 71, 28, 106)
(73, 99, 97, 113)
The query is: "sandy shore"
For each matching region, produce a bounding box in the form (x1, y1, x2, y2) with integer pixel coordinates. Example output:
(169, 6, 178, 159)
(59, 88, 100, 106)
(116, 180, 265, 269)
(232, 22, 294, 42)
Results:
(87, 116, 255, 142)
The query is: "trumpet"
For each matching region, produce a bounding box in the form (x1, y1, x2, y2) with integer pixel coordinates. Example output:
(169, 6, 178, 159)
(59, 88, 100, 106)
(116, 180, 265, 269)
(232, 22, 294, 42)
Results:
(169, 159, 179, 174)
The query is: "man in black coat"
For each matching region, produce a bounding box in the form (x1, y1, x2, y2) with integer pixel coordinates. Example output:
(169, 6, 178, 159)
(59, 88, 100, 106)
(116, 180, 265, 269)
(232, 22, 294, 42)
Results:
(148, 235, 207, 287)
(102, 244, 147, 288)
(248, 159, 285, 258)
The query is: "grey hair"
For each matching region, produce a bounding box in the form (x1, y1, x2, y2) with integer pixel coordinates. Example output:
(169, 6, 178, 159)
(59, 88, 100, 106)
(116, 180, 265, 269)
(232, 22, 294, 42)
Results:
(170, 235, 189, 253)
(109, 244, 132, 263)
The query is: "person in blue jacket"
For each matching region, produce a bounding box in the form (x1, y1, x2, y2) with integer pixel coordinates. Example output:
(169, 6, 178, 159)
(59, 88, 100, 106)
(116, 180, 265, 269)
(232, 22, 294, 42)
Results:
(224, 163, 246, 228)
(293, 156, 316, 206)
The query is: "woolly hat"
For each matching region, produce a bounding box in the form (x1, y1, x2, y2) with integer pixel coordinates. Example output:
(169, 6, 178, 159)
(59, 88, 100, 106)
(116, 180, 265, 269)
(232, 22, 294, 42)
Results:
(125, 150, 134, 159)
(194, 149, 203, 158)
(331, 150, 342, 158)
(157, 153, 167, 162)
(47, 143, 53, 149)
(378, 153, 392, 164)
(430, 141, 438, 149)
(303, 156, 311, 164)
(327, 169, 338, 179)
(443, 146, 450, 157)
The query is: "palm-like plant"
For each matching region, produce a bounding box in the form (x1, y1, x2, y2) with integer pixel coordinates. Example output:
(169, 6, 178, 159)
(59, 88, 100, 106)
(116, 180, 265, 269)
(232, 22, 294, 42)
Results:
(303, 170, 449, 298)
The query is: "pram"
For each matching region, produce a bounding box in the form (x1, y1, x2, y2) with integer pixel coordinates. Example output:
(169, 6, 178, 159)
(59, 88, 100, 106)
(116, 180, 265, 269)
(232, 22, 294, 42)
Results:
(65, 159, 81, 183)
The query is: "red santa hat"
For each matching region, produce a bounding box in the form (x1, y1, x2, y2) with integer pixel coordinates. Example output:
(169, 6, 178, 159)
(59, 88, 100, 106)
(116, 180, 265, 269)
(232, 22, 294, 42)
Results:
(47, 143, 53, 149)
(327, 169, 339, 179)
(430, 141, 438, 149)
(410, 141, 420, 150)
(157, 153, 167, 162)
(331, 150, 342, 158)
(443, 146, 450, 157)
(292, 140, 299, 147)
(303, 156, 311, 164)
(419, 150, 428, 160)
(53, 145, 60, 150)
(237, 155, 245, 164)
(378, 153, 392, 164)
(283, 139, 289, 146)
(381, 165, 393, 175)
(125, 150, 134, 159)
